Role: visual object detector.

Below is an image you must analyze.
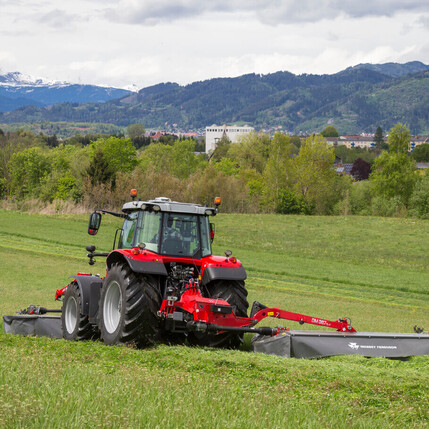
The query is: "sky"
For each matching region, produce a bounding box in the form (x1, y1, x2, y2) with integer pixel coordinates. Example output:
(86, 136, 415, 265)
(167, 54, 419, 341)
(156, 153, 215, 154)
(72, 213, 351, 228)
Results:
(1, 1, 429, 90)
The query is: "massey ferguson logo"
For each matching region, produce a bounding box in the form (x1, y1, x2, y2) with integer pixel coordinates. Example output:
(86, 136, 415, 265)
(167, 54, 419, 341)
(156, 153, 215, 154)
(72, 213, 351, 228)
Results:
(348, 342, 398, 350)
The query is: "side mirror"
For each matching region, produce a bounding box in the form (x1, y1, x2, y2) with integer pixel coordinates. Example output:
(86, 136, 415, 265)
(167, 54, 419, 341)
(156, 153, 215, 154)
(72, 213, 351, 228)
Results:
(88, 212, 102, 236)
(210, 222, 215, 243)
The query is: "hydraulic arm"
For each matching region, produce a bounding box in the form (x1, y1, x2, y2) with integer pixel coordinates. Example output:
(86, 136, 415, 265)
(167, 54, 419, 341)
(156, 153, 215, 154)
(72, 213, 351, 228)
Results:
(159, 279, 356, 336)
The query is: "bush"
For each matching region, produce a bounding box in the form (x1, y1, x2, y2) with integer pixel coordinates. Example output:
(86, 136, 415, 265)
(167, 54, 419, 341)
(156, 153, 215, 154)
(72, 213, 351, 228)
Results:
(351, 158, 371, 180)
(276, 188, 313, 215)
(369, 151, 417, 206)
(39, 171, 79, 202)
(212, 158, 239, 176)
(409, 174, 429, 219)
(335, 181, 372, 215)
(54, 174, 78, 201)
(8, 147, 52, 198)
(321, 126, 339, 137)
(371, 196, 406, 217)
(187, 164, 252, 213)
(0, 178, 6, 199)
(411, 144, 429, 162)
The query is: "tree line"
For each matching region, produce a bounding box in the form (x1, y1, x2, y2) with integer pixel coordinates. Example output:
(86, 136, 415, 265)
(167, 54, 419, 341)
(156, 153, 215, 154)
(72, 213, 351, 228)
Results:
(0, 124, 428, 218)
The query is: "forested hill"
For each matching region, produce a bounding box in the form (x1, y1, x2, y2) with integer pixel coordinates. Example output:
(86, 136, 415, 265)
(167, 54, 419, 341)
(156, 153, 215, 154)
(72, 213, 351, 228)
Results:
(346, 61, 429, 77)
(1, 63, 429, 134)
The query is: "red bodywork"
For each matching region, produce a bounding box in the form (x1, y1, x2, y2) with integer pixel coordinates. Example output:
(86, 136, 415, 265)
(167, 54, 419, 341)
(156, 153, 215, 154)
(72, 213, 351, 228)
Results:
(123, 247, 242, 272)
(55, 247, 356, 336)
(159, 278, 356, 335)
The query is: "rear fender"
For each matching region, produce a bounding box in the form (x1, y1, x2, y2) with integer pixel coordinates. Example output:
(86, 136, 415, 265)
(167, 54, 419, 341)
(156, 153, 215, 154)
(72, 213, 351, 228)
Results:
(201, 264, 247, 286)
(106, 250, 168, 277)
(69, 275, 103, 324)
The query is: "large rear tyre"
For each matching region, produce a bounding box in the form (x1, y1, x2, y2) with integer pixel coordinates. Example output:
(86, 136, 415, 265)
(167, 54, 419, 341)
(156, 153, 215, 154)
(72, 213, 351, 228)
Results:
(61, 281, 95, 341)
(98, 263, 161, 347)
(188, 280, 249, 349)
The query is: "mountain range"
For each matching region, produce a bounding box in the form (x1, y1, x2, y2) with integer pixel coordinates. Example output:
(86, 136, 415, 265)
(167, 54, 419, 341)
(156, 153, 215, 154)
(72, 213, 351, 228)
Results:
(1, 61, 429, 134)
(0, 72, 132, 112)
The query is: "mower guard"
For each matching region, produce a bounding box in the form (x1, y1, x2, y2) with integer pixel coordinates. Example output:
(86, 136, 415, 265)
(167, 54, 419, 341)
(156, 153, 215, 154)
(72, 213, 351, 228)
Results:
(252, 330, 429, 359)
(3, 315, 62, 339)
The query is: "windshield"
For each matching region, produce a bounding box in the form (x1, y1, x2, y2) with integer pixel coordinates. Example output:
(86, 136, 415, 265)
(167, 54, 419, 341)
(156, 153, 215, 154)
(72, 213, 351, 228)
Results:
(160, 213, 200, 257)
(131, 211, 212, 258)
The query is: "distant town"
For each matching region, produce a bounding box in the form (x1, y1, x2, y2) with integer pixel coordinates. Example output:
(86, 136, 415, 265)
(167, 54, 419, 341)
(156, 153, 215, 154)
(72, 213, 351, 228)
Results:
(143, 124, 428, 154)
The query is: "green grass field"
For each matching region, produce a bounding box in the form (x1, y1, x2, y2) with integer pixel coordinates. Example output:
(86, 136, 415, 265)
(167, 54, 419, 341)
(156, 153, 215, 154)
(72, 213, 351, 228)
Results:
(0, 210, 428, 428)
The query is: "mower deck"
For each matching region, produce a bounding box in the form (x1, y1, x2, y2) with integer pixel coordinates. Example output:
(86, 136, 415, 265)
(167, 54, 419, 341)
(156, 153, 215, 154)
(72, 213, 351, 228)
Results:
(252, 330, 429, 359)
(3, 314, 429, 359)
(3, 315, 62, 339)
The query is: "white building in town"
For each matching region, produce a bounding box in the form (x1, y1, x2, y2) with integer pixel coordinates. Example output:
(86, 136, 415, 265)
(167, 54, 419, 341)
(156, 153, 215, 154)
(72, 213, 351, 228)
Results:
(326, 135, 428, 151)
(326, 136, 376, 149)
(205, 124, 254, 153)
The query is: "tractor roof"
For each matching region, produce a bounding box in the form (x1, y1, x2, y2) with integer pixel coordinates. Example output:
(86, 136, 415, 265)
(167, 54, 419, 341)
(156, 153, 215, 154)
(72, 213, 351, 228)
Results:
(122, 197, 216, 216)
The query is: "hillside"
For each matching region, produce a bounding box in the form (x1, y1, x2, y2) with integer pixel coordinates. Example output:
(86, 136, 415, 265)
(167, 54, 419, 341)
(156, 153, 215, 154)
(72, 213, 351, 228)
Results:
(346, 61, 429, 77)
(1, 63, 429, 134)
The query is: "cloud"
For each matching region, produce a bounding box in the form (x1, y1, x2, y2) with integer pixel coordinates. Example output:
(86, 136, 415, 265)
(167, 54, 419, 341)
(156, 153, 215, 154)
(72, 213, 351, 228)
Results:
(417, 15, 429, 28)
(0, 51, 16, 63)
(102, 0, 295, 25)
(0, 29, 32, 37)
(62, 57, 163, 88)
(326, 1, 426, 19)
(416, 43, 429, 59)
(103, 0, 429, 26)
(36, 9, 84, 29)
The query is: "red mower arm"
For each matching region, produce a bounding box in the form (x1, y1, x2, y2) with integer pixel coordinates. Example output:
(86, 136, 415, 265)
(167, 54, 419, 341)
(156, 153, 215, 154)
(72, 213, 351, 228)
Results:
(251, 307, 356, 332)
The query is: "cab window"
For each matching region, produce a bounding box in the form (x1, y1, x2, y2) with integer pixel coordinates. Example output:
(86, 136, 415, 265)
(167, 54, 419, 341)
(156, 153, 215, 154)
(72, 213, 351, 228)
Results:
(200, 216, 212, 257)
(120, 211, 138, 249)
(160, 214, 200, 257)
(136, 211, 162, 253)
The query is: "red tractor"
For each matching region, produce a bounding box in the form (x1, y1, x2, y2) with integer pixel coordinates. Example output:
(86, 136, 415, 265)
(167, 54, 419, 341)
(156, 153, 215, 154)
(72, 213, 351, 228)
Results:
(58, 191, 355, 350)
(59, 193, 250, 348)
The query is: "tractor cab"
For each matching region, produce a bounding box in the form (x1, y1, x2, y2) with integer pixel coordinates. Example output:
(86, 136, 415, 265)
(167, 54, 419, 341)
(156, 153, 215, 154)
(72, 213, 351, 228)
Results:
(89, 194, 218, 259)
(120, 204, 213, 258)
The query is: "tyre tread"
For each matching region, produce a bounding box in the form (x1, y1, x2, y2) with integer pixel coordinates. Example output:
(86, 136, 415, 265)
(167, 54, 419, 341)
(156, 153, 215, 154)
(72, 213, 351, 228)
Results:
(61, 281, 95, 341)
(99, 263, 161, 347)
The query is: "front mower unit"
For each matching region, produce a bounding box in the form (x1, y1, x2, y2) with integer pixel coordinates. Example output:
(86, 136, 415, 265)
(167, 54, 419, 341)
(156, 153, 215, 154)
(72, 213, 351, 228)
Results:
(252, 330, 429, 359)
(3, 315, 62, 339)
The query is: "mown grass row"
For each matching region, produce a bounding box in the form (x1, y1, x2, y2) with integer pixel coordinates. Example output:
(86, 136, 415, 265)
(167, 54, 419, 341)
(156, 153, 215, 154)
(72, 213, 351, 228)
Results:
(0, 335, 428, 428)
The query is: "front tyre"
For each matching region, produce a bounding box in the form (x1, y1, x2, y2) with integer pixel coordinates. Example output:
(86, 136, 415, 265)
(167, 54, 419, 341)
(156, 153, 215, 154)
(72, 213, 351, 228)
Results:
(189, 280, 249, 349)
(98, 263, 161, 347)
(61, 281, 94, 341)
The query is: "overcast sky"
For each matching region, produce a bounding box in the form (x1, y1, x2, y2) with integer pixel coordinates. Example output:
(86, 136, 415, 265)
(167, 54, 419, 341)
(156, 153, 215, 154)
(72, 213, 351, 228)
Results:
(1, 1, 429, 89)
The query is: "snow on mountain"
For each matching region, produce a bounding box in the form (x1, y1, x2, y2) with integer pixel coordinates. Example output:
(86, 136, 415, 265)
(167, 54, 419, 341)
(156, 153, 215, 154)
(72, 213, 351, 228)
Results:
(0, 70, 132, 112)
(0, 71, 68, 87)
(122, 83, 140, 92)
